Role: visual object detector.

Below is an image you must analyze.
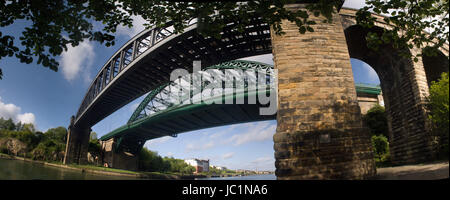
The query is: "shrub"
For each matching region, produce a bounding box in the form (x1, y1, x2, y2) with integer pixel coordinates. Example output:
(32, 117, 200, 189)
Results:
(371, 134, 390, 164)
(138, 148, 167, 172)
(363, 104, 389, 138)
(427, 72, 449, 159)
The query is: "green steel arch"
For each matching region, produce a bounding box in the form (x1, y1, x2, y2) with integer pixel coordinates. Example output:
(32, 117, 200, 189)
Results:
(128, 60, 274, 124)
(100, 60, 276, 154)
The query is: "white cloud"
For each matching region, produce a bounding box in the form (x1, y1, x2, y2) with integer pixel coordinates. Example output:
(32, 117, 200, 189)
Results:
(0, 97, 36, 126)
(247, 156, 275, 171)
(17, 113, 36, 125)
(222, 152, 234, 159)
(145, 136, 173, 147)
(227, 121, 276, 146)
(186, 141, 215, 152)
(60, 40, 95, 82)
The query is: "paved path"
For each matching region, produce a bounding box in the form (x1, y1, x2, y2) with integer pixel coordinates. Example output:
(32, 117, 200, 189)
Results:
(376, 161, 449, 180)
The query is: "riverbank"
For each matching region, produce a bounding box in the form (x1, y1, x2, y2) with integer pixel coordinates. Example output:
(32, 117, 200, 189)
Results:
(375, 161, 449, 180)
(0, 153, 203, 179)
(2, 153, 447, 180)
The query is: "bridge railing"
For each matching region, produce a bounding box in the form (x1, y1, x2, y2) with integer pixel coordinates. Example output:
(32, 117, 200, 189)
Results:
(75, 21, 195, 122)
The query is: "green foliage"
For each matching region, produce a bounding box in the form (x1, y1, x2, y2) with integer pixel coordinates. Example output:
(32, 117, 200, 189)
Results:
(0, 0, 132, 79)
(356, 0, 449, 60)
(31, 139, 65, 161)
(363, 104, 389, 138)
(44, 127, 67, 144)
(138, 148, 168, 172)
(164, 157, 195, 174)
(0, 122, 67, 160)
(1, 129, 40, 150)
(88, 139, 101, 158)
(371, 134, 390, 164)
(427, 72, 449, 158)
(3, 1, 446, 80)
(138, 147, 196, 174)
(0, 118, 16, 131)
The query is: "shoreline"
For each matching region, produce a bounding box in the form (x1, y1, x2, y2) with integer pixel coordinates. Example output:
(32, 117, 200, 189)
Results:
(0, 153, 273, 180)
(0, 153, 191, 179)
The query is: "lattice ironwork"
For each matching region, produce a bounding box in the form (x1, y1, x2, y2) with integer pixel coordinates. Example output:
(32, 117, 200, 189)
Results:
(128, 60, 275, 124)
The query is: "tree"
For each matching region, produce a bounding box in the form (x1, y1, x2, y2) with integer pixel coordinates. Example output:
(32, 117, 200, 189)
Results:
(22, 123, 35, 132)
(0, 0, 133, 79)
(371, 134, 390, 163)
(1, 0, 448, 79)
(138, 148, 166, 172)
(44, 126, 67, 144)
(363, 104, 389, 138)
(427, 72, 449, 158)
(0, 117, 16, 131)
(356, 0, 449, 60)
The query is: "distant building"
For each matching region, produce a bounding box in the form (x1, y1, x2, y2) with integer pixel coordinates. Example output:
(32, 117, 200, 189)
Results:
(185, 159, 210, 173)
(211, 165, 226, 170)
(355, 83, 384, 114)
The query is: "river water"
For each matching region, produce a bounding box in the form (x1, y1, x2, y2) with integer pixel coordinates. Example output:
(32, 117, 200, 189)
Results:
(197, 174, 276, 180)
(0, 157, 276, 180)
(0, 157, 136, 180)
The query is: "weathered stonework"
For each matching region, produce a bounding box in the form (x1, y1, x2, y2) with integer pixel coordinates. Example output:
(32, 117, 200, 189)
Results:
(100, 138, 139, 171)
(341, 8, 449, 165)
(271, 4, 376, 179)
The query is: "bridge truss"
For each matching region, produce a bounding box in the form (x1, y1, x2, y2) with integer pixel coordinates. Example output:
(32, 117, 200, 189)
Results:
(100, 60, 277, 154)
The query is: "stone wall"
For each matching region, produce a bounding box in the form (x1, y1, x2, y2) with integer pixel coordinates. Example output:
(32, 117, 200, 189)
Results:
(100, 138, 138, 171)
(271, 4, 376, 180)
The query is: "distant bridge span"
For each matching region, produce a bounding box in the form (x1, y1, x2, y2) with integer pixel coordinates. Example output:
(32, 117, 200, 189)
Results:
(65, 5, 449, 180)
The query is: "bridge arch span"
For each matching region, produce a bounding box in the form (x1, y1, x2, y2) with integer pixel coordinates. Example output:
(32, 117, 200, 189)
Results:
(344, 24, 435, 164)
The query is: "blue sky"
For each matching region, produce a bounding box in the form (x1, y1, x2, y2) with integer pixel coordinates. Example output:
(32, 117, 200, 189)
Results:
(0, 0, 377, 171)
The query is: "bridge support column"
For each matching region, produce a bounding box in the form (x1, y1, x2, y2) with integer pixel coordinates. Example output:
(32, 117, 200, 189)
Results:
(63, 116, 91, 165)
(100, 138, 139, 171)
(271, 5, 376, 179)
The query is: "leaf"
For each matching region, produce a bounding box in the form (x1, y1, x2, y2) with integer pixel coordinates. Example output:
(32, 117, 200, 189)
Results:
(299, 26, 306, 34)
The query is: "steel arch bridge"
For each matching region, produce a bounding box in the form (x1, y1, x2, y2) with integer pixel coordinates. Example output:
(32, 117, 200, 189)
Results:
(99, 60, 277, 154)
(73, 17, 272, 129)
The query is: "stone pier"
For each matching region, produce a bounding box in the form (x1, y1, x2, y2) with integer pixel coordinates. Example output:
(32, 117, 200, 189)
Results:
(63, 116, 91, 165)
(100, 138, 139, 171)
(271, 4, 376, 179)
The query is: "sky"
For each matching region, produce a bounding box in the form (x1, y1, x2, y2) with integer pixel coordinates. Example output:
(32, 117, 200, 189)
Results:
(0, 0, 378, 171)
